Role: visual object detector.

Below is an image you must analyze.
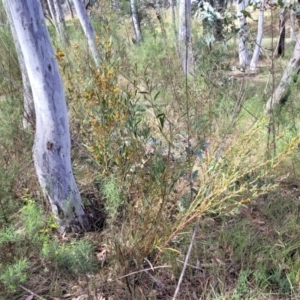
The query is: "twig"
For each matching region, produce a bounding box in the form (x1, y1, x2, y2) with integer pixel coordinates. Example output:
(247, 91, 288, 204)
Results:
(19, 285, 47, 300)
(116, 265, 171, 280)
(176, 259, 203, 271)
(172, 218, 200, 300)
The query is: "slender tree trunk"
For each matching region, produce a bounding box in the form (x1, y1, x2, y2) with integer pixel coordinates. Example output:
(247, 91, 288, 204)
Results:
(67, 0, 74, 19)
(73, 0, 102, 67)
(6, 0, 87, 232)
(53, 0, 69, 45)
(278, 9, 287, 57)
(266, 34, 300, 113)
(237, 0, 250, 68)
(290, 9, 296, 41)
(47, 0, 60, 37)
(130, 0, 143, 43)
(178, 0, 193, 74)
(250, 0, 265, 71)
(171, 0, 176, 27)
(3, 0, 35, 128)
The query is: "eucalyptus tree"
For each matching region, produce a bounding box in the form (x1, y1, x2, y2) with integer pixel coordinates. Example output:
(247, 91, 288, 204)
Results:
(278, 8, 287, 57)
(47, 0, 69, 45)
(2, 1, 35, 128)
(73, 0, 102, 67)
(53, 0, 69, 44)
(250, 0, 266, 70)
(5, 0, 88, 232)
(266, 34, 300, 113)
(178, 0, 193, 74)
(131, 0, 143, 43)
(47, 0, 60, 39)
(290, 10, 296, 41)
(237, 0, 249, 68)
(66, 0, 74, 19)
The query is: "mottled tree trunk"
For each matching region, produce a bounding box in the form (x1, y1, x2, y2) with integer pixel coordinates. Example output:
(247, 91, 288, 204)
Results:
(73, 0, 102, 67)
(266, 34, 300, 113)
(237, 0, 250, 68)
(3, 0, 35, 128)
(178, 0, 193, 74)
(250, 0, 265, 71)
(130, 0, 143, 43)
(6, 0, 87, 232)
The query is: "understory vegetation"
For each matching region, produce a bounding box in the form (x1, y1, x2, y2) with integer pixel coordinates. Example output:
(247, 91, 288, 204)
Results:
(2, 1, 300, 299)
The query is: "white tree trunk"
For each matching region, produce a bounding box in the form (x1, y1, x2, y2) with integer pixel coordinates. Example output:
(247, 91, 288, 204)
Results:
(66, 0, 74, 19)
(47, 0, 60, 37)
(290, 9, 296, 41)
(130, 0, 143, 43)
(250, 0, 265, 71)
(73, 0, 101, 67)
(53, 0, 69, 44)
(6, 0, 87, 232)
(178, 0, 193, 74)
(47, 0, 69, 45)
(266, 34, 300, 113)
(237, 0, 250, 68)
(3, 0, 35, 128)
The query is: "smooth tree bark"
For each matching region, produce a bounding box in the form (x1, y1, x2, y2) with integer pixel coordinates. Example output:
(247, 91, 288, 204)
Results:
(3, 0, 35, 128)
(250, 0, 266, 71)
(6, 0, 87, 232)
(47, 0, 60, 38)
(66, 0, 74, 19)
(237, 0, 250, 68)
(178, 0, 193, 74)
(130, 0, 143, 43)
(53, 0, 69, 44)
(266, 34, 300, 113)
(47, 0, 69, 45)
(73, 0, 102, 67)
(290, 9, 296, 41)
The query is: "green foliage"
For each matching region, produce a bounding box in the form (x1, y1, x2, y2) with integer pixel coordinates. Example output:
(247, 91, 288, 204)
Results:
(20, 199, 44, 238)
(0, 225, 19, 244)
(42, 239, 96, 275)
(0, 259, 28, 292)
(102, 175, 124, 221)
(232, 270, 251, 299)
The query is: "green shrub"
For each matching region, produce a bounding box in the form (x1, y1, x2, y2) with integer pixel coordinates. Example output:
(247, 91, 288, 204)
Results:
(0, 259, 28, 292)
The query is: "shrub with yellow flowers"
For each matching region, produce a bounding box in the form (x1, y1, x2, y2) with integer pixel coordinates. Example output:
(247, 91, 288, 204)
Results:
(60, 38, 150, 178)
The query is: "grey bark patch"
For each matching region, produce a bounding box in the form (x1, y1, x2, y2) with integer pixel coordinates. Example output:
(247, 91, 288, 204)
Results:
(46, 141, 54, 150)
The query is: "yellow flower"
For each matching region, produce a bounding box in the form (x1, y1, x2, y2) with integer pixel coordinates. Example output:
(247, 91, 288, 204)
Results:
(55, 50, 65, 59)
(113, 87, 120, 94)
(107, 70, 114, 78)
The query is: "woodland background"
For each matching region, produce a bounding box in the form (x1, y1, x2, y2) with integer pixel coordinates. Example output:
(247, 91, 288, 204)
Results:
(1, 0, 300, 299)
